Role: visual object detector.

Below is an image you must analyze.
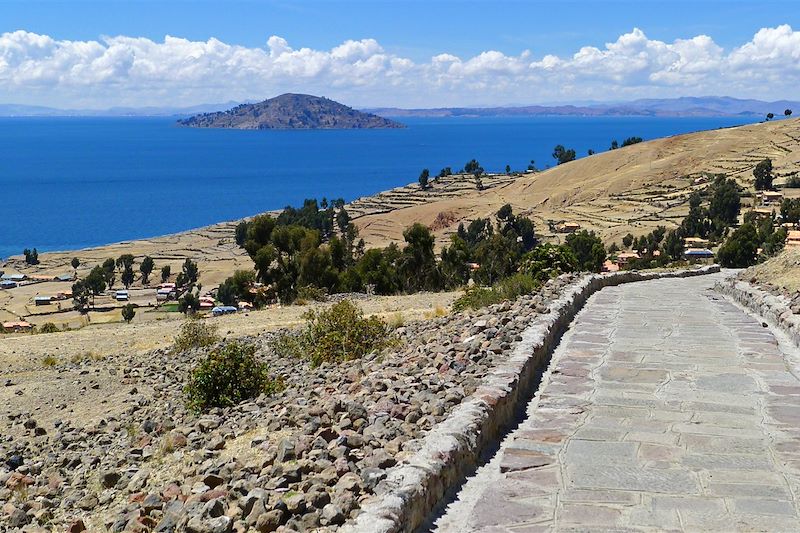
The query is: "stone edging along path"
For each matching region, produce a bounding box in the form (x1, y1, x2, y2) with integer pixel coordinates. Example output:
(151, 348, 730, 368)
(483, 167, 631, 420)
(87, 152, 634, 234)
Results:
(716, 276, 800, 348)
(343, 265, 721, 533)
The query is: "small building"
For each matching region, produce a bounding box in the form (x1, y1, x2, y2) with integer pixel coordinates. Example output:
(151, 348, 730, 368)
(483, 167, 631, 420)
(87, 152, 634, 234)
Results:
(602, 260, 620, 273)
(684, 237, 710, 249)
(761, 190, 784, 205)
(556, 222, 581, 233)
(156, 288, 175, 301)
(199, 300, 215, 310)
(786, 230, 800, 248)
(55, 274, 75, 282)
(34, 296, 52, 306)
(238, 301, 253, 311)
(115, 290, 129, 301)
(616, 252, 641, 266)
(684, 248, 714, 259)
(211, 306, 237, 316)
(159, 283, 176, 290)
(1, 273, 26, 282)
(750, 207, 775, 220)
(2, 321, 32, 333)
(1, 280, 18, 289)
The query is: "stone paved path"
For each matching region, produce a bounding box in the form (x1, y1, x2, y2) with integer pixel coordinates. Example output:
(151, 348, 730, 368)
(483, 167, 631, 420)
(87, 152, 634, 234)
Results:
(433, 274, 800, 532)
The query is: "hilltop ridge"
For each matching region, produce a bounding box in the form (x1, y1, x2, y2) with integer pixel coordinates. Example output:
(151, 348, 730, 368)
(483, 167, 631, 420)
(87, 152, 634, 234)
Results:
(176, 93, 404, 130)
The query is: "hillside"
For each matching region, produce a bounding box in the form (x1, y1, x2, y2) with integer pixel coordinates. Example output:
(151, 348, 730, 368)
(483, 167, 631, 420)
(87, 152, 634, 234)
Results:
(351, 117, 800, 248)
(176, 93, 403, 129)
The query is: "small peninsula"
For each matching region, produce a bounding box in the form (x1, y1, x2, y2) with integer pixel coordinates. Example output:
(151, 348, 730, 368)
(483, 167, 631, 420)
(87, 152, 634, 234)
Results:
(176, 93, 404, 129)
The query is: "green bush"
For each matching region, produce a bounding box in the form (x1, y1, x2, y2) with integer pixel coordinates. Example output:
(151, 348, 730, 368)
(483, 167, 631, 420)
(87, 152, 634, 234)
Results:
(295, 285, 328, 304)
(273, 300, 392, 366)
(453, 273, 539, 312)
(173, 319, 220, 352)
(38, 322, 59, 334)
(520, 244, 577, 281)
(184, 341, 283, 412)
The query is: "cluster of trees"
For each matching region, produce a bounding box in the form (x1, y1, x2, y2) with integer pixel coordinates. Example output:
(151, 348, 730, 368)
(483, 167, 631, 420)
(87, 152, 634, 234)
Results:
(717, 214, 786, 267)
(552, 145, 576, 165)
(610, 137, 643, 150)
(223, 200, 607, 306)
(22, 248, 39, 265)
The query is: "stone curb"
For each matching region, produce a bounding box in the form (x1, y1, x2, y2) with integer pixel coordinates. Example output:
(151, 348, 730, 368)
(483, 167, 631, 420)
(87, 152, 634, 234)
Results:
(715, 276, 800, 348)
(343, 265, 721, 533)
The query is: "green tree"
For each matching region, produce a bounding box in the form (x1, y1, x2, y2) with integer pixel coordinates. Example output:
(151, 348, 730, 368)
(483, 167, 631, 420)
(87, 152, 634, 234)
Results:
(72, 280, 90, 313)
(235, 220, 249, 247)
(140, 256, 154, 285)
(180, 258, 199, 286)
(717, 223, 759, 267)
(178, 292, 200, 314)
(786, 109, 793, 117)
(397, 223, 440, 292)
(622, 233, 634, 248)
(610, 140, 619, 150)
(85, 266, 107, 305)
(418, 168, 430, 189)
(565, 230, 605, 272)
(708, 177, 741, 225)
(781, 198, 800, 224)
(505, 164, 511, 174)
(661, 229, 684, 261)
(766, 112, 775, 121)
(116, 254, 135, 272)
(71, 257, 80, 271)
(753, 159, 773, 191)
(102, 258, 116, 288)
(682, 192, 707, 237)
(121, 266, 135, 289)
(464, 159, 483, 175)
(161, 265, 171, 283)
(588, 149, 595, 156)
(121, 303, 136, 323)
(552, 145, 576, 165)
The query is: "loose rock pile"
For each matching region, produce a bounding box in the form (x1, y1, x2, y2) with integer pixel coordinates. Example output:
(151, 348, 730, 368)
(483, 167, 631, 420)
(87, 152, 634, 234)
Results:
(0, 274, 580, 532)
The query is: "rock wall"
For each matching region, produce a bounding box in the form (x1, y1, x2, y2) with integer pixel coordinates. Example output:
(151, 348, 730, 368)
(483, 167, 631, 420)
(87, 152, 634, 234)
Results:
(344, 265, 721, 533)
(716, 276, 800, 348)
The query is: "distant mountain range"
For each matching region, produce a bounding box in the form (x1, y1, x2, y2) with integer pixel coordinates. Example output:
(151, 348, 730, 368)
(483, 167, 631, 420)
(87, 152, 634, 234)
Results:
(0, 102, 242, 117)
(366, 97, 799, 118)
(177, 94, 403, 130)
(0, 96, 796, 119)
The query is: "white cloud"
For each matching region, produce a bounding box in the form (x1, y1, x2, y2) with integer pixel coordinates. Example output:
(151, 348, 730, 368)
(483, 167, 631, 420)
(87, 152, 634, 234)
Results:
(0, 26, 798, 108)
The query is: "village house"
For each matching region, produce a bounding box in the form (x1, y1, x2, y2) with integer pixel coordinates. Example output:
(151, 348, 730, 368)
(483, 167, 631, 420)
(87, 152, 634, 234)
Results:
(760, 190, 784, 206)
(786, 230, 800, 248)
(2, 321, 32, 333)
(34, 296, 52, 306)
(1, 280, 18, 289)
(1, 273, 26, 282)
(684, 247, 715, 260)
(115, 290, 129, 301)
(684, 237, 710, 249)
(556, 222, 581, 233)
(615, 252, 640, 266)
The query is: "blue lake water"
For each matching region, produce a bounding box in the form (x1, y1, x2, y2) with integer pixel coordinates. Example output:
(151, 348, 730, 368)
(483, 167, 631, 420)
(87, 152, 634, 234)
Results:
(0, 115, 756, 259)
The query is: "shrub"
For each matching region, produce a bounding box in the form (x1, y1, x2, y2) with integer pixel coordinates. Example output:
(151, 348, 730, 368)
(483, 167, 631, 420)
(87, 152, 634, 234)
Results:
(520, 244, 577, 281)
(295, 285, 328, 304)
(173, 319, 220, 352)
(42, 355, 58, 367)
(38, 322, 59, 334)
(784, 175, 800, 188)
(121, 304, 136, 323)
(184, 341, 283, 412)
(453, 273, 539, 312)
(273, 300, 392, 366)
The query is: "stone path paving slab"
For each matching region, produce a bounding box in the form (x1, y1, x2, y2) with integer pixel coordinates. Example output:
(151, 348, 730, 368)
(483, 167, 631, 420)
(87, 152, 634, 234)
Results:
(433, 274, 800, 532)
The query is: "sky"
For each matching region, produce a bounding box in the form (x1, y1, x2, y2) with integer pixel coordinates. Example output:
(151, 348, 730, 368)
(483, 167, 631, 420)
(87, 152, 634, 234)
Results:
(1, 0, 799, 109)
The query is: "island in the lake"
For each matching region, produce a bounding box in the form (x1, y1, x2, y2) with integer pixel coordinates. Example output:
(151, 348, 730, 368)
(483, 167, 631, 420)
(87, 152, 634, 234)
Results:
(176, 93, 404, 129)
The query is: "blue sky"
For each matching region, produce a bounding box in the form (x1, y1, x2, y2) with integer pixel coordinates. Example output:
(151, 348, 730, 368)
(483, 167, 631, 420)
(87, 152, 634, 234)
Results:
(1, 0, 799, 108)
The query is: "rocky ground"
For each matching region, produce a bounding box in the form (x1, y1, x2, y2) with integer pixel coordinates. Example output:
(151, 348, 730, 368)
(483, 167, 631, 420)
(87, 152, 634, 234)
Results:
(0, 274, 580, 532)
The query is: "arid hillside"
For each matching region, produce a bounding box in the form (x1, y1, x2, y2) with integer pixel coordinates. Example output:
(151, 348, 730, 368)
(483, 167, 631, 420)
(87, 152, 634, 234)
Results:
(352, 117, 800, 248)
